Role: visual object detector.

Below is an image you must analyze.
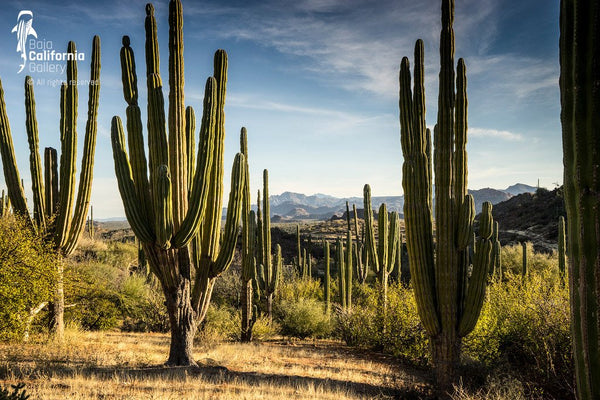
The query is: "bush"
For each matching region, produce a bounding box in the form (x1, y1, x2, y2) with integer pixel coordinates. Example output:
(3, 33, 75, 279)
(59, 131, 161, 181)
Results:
(464, 262, 572, 398)
(336, 282, 428, 365)
(197, 305, 278, 345)
(275, 298, 331, 339)
(0, 215, 56, 341)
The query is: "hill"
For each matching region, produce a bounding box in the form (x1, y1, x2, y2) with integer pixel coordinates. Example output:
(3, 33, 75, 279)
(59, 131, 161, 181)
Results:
(491, 187, 566, 252)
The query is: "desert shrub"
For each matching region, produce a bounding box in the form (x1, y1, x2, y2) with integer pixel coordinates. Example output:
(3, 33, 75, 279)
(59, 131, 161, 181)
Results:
(119, 276, 169, 332)
(275, 298, 331, 339)
(277, 274, 322, 302)
(197, 304, 239, 344)
(211, 257, 242, 308)
(464, 254, 572, 398)
(0, 215, 57, 341)
(336, 282, 428, 365)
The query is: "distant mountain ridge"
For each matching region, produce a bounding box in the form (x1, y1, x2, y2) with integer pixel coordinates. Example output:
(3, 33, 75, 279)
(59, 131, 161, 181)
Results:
(264, 183, 538, 221)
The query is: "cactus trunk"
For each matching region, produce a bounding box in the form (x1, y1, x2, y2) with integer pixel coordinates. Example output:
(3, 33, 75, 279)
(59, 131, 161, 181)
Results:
(559, 1, 600, 397)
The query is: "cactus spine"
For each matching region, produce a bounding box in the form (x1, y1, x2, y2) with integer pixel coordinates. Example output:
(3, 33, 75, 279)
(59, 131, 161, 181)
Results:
(257, 170, 279, 321)
(559, 1, 600, 394)
(399, 0, 495, 388)
(0, 37, 100, 341)
(111, 1, 244, 366)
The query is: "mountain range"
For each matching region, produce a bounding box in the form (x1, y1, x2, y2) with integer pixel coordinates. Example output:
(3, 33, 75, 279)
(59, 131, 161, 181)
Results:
(264, 183, 538, 221)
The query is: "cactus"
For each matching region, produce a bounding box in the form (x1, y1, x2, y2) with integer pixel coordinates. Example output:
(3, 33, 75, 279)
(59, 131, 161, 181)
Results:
(522, 242, 528, 278)
(240, 128, 255, 342)
(323, 240, 331, 315)
(352, 204, 369, 284)
(492, 222, 502, 280)
(560, 2, 600, 396)
(111, 1, 244, 365)
(345, 221, 353, 309)
(296, 224, 302, 273)
(557, 216, 566, 286)
(256, 170, 279, 321)
(399, 0, 495, 387)
(87, 205, 94, 240)
(302, 248, 308, 279)
(337, 237, 346, 309)
(0, 37, 101, 341)
(0, 190, 10, 217)
(363, 185, 398, 312)
(307, 234, 313, 278)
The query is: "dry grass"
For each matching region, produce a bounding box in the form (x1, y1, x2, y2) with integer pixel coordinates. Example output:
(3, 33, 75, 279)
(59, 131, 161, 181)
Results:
(0, 330, 432, 399)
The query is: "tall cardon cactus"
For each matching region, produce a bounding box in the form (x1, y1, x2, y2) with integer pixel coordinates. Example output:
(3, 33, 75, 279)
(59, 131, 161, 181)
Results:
(323, 239, 331, 315)
(0, 191, 10, 217)
(363, 185, 398, 312)
(240, 128, 256, 342)
(256, 169, 280, 321)
(352, 203, 369, 284)
(0, 37, 101, 341)
(399, 0, 495, 388)
(111, 1, 244, 365)
(559, 1, 600, 397)
(557, 216, 566, 285)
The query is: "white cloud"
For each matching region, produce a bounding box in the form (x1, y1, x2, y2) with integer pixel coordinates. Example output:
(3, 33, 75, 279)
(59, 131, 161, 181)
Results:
(469, 127, 523, 141)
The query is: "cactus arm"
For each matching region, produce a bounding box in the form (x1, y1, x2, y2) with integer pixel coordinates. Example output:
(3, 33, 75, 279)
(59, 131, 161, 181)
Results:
(120, 36, 153, 226)
(209, 153, 245, 277)
(168, 0, 187, 230)
(399, 42, 439, 336)
(186, 106, 196, 191)
(44, 147, 58, 219)
(24, 76, 46, 230)
(458, 201, 493, 336)
(386, 211, 399, 274)
(64, 36, 101, 255)
(337, 237, 346, 308)
(324, 240, 330, 314)
(199, 50, 228, 265)
(145, 4, 160, 77)
(171, 78, 217, 248)
(377, 203, 388, 274)
(156, 164, 173, 249)
(345, 226, 352, 308)
(111, 116, 155, 243)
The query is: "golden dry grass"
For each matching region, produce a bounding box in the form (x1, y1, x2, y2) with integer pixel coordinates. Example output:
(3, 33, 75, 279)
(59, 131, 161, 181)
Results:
(0, 330, 432, 399)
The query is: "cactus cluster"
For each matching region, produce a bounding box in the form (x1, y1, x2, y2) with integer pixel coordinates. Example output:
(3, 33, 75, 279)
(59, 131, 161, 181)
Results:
(399, 0, 495, 387)
(0, 37, 101, 340)
(111, 0, 245, 365)
(336, 236, 352, 309)
(559, 1, 600, 396)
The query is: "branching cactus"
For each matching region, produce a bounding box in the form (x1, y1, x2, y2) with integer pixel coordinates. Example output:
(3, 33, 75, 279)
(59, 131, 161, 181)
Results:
(399, 0, 495, 388)
(0, 37, 101, 340)
(111, 1, 244, 365)
(363, 185, 398, 312)
(256, 169, 279, 321)
(559, 2, 600, 395)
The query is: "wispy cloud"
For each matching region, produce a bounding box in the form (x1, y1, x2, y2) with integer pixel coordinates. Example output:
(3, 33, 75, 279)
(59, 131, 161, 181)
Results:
(469, 127, 523, 141)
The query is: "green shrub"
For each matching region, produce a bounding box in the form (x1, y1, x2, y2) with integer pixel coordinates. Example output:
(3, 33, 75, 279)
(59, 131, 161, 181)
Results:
(275, 298, 331, 339)
(336, 282, 428, 365)
(464, 245, 572, 398)
(0, 215, 56, 341)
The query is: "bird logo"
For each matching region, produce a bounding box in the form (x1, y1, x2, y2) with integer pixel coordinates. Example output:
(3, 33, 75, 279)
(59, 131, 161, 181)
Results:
(12, 10, 38, 73)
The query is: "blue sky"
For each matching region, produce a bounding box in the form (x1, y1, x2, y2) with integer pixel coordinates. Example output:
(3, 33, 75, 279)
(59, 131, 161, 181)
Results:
(0, 0, 561, 218)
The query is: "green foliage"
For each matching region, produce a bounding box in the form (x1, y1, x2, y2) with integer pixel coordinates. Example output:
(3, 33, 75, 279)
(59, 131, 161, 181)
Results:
(197, 304, 277, 345)
(0, 383, 30, 400)
(275, 298, 331, 339)
(336, 282, 429, 366)
(463, 255, 572, 397)
(0, 215, 56, 341)
(277, 274, 322, 303)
